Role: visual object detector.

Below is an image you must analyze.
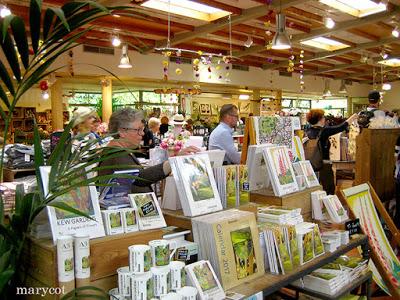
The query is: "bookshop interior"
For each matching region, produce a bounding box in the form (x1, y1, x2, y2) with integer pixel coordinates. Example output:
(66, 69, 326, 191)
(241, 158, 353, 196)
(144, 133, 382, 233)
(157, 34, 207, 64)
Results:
(3, 0, 400, 299)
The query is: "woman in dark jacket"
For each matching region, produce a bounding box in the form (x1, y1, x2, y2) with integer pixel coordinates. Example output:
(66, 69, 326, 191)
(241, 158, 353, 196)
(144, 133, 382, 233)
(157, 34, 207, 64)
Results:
(305, 109, 358, 194)
(99, 108, 198, 194)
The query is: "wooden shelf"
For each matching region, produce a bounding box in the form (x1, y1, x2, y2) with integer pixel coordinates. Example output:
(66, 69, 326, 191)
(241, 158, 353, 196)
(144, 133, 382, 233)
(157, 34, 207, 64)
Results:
(227, 234, 369, 297)
(288, 271, 372, 300)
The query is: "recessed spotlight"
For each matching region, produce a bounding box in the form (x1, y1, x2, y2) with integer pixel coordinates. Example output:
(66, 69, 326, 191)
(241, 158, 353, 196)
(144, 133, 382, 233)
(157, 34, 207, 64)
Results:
(392, 26, 399, 38)
(324, 17, 335, 29)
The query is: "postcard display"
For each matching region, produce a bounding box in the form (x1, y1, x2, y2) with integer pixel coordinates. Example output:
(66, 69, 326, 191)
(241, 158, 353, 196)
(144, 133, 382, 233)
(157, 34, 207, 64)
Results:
(169, 153, 223, 217)
(192, 209, 265, 290)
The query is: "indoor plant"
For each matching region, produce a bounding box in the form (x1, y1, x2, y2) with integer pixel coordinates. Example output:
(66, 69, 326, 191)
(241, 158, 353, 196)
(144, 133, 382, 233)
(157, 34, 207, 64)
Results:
(0, 1, 135, 298)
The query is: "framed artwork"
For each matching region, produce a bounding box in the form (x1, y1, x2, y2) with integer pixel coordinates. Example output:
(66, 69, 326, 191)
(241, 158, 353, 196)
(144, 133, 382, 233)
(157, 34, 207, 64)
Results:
(192, 101, 200, 114)
(211, 104, 220, 116)
(239, 102, 251, 114)
(200, 103, 211, 115)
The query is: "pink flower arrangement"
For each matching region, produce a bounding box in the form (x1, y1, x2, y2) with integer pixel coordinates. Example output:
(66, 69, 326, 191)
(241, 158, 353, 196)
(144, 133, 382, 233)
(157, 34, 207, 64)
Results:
(160, 134, 184, 152)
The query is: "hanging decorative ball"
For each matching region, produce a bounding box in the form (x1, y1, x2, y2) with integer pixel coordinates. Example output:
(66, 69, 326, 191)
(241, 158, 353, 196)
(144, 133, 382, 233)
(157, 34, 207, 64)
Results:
(208, 66, 212, 73)
(290, 55, 295, 60)
(175, 68, 182, 75)
(162, 60, 169, 67)
(266, 42, 272, 50)
(39, 80, 48, 91)
(264, 21, 271, 27)
(195, 73, 199, 77)
(265, 30, 272, 36)
(197, 50, 203, 56)
(219, 75, 222, 79)
(225, 65, 230, 70)
(226, 72, 230, 77)
(193, 58, 200, 65)
(176, 49, 182, 57)
(166, 51, 172, 57)
(289, 61, 294, 67)
(176, 58, 181, 64)
(289, 22, 294, 27)
(208, 74, 212, 79)
(216, 65, 221, 70)
(265, 0, 273, 5)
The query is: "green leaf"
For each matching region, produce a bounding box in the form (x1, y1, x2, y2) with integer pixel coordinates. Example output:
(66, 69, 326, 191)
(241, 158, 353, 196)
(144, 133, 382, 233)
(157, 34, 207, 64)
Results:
(1, 15, 14, 43)
(61, 2, 89, 18)
(13, 184, 24, 216)
(0, 269, 14, 293)
(0, 193, 3, 226)
(82, 1, 109, 13)
(33, 122, 45, 197)
(49, 7, 70, 32)
(0, 85, 10, 109)
(42, 9, 55, 42)
(0, 22, 21, 83)
(48, 121, 73, 166)
(0, 249, 12, 273)
(48, 202, 95, 222)
(30, 0, 42, 54)
(10, 16, 29, 70)
(0, 60, 15, 95)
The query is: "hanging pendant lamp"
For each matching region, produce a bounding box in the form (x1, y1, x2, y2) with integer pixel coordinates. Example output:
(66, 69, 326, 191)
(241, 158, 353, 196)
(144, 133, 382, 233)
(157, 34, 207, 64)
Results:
(338, 80, 347, 94)
(118, 44, 132, 68)
(271, 13, 291, 50)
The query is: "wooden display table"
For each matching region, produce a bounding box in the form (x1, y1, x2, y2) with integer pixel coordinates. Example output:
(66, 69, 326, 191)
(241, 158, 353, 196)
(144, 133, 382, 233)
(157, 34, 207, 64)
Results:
(355, 128, 400, 201)
(250, 186, 322, 220)
(23, 229, 168, 300)
(228, 234, 370, 298)
(3, 167, 35, 182)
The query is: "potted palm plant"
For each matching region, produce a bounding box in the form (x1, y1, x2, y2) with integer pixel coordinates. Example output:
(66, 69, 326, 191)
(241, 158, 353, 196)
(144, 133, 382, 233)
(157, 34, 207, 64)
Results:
(0, 1, 135, 298)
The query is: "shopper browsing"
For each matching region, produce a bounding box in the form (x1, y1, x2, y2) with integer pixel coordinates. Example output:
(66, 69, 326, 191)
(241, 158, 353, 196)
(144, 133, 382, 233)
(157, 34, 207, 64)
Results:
(208, 104, 241, 165)
(305, 109, 358, 194)
(99, 108, 199, 194)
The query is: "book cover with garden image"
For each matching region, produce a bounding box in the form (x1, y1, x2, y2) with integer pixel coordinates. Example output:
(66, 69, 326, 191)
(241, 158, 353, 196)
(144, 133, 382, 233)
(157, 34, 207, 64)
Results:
(225, 165, 237, 208)
(129, 192, 166, 230)
(230, 227, 258, 279)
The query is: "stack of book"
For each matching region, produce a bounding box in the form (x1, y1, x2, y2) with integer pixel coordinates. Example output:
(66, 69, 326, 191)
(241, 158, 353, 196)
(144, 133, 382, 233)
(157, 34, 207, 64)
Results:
(246, 144, 270, 191)
(169, 154, 222, 217)
(322, 195, 349, 223)
(258, 222, 300, 274)
(325, 256, 368, 282)
(213, 165, 249, 208)
(321, 230, 350, 252)
(301, 269, 349, 295)
(192, 209, 264, 290)
(257, 206, 303, 225)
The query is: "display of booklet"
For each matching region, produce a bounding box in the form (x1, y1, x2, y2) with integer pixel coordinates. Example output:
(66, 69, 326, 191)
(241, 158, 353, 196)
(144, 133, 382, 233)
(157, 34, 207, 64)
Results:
(262, 146, 299, 196)
(292, 161, 319, 188)
(214, 165, 249, 208)
(169, 154, 222, 217)
(128, 192, 166, 230)
(99, 169, 140, 210)
(246, 144, 271, 191)
(185, 260, 225, 300)
(292, 135, 305, 162)
(40, 166, 105, 243)
(192, 209, 264, 290)
(322, 195, 349, 223)
(311, 190, 328, 220)
(252, 116, 294, 150)
(295, 223, 314, 265)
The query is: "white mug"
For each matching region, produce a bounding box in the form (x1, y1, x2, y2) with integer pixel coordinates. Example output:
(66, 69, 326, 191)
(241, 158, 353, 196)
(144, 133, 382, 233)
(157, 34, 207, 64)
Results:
(117, 266, 131, 297)
(149, 239, 177, 267)
(129, 244, 152, 273)
(108, 287, 119, 300)
(151, 265, 170, 297)
(177, 286, 198, 300)
(169, 261, 186, 291)
(130, 271, 153, 300)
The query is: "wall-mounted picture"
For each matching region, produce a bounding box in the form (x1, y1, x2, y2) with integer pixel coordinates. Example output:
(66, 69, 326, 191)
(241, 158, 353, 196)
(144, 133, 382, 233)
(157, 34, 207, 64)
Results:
(200, 103, 211, 115)
(239, 102, 251, 114)
(192, 101, 200, 114)
(211, 104, 220, 116)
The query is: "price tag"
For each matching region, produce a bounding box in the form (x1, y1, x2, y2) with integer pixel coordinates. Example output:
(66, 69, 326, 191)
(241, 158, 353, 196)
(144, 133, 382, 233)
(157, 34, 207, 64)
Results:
(24, 154, 30, 162)
(176, 248, 189, 261)
(345, 218, 361, 236)
(242, 182, 250, 191)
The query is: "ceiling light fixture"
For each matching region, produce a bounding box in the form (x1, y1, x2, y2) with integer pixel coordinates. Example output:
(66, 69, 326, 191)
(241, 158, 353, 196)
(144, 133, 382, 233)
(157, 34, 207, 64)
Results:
(338, 79, 347, 94)
(272, 13, 291, 50)
(392, 26, 399, 38)
(111, 35, 121, 47)
(0, 4, 11, 18)
(324, 17, 335, 29)
(239, 94, 250, 100)
(118, 44, 132, 68)
(244, 35, 253, 48)
(323, 79, 332, 97)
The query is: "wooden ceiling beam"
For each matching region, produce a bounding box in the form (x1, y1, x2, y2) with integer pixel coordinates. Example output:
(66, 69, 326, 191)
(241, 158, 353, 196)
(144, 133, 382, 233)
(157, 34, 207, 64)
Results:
(190, 0, 242, 15)
(263, 37, 397, 70)
(234, 6, 400, 57)
(143, 0, 306, 52)
(346, 29, 380, 41)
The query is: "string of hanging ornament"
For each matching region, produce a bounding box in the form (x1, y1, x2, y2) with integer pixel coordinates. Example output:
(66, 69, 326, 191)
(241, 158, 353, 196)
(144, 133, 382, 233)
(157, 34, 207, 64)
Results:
(155, 0, 241, 81)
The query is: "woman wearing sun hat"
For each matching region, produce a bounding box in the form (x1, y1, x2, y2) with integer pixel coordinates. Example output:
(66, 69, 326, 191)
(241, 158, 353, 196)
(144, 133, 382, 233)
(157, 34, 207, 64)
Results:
(170, 113, 191, 139)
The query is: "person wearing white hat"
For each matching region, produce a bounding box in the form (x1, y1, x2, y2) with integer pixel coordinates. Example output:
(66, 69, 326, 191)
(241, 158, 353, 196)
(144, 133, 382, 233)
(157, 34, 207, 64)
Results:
(170, 113, 191, 139)
(71, 107, 97, 136)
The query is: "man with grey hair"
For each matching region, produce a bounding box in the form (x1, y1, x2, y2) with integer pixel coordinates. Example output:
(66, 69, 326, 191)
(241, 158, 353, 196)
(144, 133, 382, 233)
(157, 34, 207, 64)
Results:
(208, 104, 241, 165)
(99, 107, 198, 194)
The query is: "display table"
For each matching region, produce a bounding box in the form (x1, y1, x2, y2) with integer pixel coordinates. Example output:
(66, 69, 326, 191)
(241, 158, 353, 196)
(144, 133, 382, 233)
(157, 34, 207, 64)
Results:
(250, 186, 322, 220)
(227, 234, 369, 298)
(3, 167, 35, 182)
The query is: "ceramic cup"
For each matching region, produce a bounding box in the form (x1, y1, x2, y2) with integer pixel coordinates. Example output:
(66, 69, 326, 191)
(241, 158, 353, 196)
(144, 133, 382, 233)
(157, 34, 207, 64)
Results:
(149, 239, 177, 267)
(117, 266, 131, 297)
(128, 244, 152, 273)
(130, 271, 153, 300)
(151, 265, 170, 297)
(169, 260, 186, 291)
(108, 287, 120, 300)
(176, 286, 198, 300)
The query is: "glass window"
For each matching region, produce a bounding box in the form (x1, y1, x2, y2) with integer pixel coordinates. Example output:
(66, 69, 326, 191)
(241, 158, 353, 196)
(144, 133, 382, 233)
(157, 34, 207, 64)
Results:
(142, 91, 161, 104)
(69, 93, 102, 105)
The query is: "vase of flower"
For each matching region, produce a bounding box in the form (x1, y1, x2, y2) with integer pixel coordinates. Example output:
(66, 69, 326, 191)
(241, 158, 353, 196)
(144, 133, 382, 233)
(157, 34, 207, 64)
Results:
(160, 134, 184, 157)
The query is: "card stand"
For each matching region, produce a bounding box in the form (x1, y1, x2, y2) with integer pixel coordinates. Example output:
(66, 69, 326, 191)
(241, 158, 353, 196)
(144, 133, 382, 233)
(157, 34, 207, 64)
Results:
(250, 186, 322, 221)
(161, 175, 182, 211)
(22, 229, 167, 299)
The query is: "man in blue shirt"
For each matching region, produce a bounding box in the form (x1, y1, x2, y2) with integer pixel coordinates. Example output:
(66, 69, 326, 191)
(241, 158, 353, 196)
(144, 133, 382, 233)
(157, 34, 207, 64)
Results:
(209, 104, 241, 164)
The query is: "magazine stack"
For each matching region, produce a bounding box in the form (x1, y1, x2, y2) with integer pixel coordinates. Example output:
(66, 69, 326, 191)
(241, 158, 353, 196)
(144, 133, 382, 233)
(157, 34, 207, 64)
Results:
(257, 206, 303, 225)
(191, 209, 264, 290)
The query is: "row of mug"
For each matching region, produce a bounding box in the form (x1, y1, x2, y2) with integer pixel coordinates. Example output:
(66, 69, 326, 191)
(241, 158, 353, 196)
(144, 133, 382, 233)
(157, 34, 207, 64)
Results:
(110, 286, 198, 300)
(116, 261, 196, 299)
(129, 240, 177, 273)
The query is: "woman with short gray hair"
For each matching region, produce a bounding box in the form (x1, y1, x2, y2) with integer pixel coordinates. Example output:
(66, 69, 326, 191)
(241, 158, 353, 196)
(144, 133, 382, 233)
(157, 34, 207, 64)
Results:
(99, 107, 198, 194)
